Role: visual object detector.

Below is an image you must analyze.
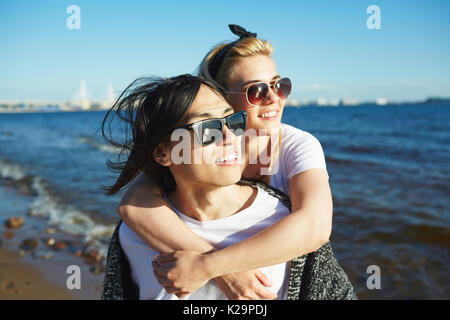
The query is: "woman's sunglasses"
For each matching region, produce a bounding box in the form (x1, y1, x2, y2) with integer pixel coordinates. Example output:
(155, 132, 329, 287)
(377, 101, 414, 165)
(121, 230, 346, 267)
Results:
(227, 77, 292, 107)
(171, 111, 247, 146)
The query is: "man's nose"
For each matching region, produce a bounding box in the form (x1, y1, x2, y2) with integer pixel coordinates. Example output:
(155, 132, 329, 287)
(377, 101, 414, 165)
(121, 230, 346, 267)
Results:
(221, 124, 236, 146)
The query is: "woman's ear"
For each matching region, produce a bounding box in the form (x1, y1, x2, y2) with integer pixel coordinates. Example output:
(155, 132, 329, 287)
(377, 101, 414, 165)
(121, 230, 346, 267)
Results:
(153, 142, 172, 167)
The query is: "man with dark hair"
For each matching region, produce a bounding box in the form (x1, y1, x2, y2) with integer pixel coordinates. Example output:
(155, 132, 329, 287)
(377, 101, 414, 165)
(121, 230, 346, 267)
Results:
(101, 75, 356, 300)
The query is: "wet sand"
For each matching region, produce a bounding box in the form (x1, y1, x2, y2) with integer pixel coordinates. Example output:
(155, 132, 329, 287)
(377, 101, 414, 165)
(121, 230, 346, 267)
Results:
(0, 184, 105, 300)
(0, 248, 76, 299)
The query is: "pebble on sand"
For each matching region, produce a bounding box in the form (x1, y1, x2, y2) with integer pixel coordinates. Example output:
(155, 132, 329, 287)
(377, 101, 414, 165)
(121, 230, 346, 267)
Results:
(90, 265, 106, 275)
(34, 251, 54, 260)
(54, 242, 66, 251)
(4, 231, 14, 239)
(45, 238, 55, 246)
(20, 238, 38, 250)
(4, 230, 14, 239)
(5, 217, 24, 229)
(45, 228, 57, 234)
(83, 250, 103, 263)
(1, 281, 15, 291)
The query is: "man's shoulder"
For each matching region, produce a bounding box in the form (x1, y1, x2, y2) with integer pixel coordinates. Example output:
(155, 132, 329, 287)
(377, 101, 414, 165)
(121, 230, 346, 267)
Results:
(239, 180, 291, 211)
(118, 220, 145, 245)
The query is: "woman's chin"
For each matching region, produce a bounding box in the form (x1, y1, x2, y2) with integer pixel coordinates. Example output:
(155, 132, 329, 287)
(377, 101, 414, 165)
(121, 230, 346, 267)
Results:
(252, 119, 282, 134)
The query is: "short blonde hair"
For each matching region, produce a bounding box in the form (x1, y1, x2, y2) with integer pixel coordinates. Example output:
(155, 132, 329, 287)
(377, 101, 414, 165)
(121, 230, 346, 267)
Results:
(198, 37, 273, 92)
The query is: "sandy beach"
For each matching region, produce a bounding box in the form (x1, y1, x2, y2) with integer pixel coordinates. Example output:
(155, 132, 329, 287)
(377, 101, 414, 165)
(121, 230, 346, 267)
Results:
(0, 184, 105, 300)
(0, 248, 76, 299)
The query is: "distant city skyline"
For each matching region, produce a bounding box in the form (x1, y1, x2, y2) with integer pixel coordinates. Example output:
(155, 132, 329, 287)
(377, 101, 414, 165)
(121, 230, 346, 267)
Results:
(1, 0, 449, 102)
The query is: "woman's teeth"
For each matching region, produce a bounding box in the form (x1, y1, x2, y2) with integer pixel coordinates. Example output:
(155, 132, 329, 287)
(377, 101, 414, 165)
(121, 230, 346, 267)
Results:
(217, 152, 238, 163)
(260, 111, 277, 118)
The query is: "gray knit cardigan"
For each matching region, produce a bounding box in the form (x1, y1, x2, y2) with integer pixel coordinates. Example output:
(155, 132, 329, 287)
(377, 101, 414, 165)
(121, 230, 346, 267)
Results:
(101, 180, 357, 300)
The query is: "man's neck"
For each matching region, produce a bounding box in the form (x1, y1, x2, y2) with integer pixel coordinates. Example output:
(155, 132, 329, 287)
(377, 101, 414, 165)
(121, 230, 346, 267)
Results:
(167, 183, 257, 222)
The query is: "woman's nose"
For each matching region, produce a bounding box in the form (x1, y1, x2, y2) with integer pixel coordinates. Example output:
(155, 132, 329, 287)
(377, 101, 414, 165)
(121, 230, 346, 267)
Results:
(262, 85, 280, 106)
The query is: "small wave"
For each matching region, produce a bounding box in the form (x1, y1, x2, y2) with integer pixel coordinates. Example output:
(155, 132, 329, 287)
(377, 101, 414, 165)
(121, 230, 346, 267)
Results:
(77, 135, 120, 154)
(0, 157, 115, 258)
(28, 176, 115, 255)
(403, 224, 450, 249)
(354, 223, 450, 249)
(325, 153, 420, 172)
(343, 145, 378, 154)
(325, 155, 375, 167)
(0, 158, 29, 180)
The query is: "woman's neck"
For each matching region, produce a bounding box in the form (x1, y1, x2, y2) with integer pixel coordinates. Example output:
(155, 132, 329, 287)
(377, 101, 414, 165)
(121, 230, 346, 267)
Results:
(241, 127, 281, 183)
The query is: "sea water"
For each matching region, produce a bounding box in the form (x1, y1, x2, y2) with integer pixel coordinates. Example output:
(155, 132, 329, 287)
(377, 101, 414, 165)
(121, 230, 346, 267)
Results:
(0, 104, 448, 299)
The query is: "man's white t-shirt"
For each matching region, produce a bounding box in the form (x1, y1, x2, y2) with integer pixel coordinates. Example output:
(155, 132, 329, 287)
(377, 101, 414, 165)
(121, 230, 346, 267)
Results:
(119, 186, 291, 300)
(268, 124, 328, 195)
(119, 124, 328, 299)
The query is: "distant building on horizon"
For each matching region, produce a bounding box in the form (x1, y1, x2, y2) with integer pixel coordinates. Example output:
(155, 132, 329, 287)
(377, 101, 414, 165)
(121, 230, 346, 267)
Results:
(376, 98, 388, 106)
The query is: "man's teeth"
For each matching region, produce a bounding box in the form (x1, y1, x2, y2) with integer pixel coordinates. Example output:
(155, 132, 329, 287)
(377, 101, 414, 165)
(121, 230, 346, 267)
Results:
(217, 152, 238, 163)
(260, 111, 277, 118)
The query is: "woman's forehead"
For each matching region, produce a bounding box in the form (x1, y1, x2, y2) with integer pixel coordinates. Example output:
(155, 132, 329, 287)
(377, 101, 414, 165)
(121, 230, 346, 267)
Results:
(233, 55, 277, 85)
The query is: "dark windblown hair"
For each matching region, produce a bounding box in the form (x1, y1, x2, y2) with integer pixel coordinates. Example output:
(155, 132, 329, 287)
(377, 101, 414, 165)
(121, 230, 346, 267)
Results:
(101, 74, 221, 195)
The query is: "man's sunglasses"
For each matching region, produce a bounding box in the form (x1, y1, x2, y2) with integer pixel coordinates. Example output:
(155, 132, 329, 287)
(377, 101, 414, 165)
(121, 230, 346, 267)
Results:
(227, 77, 292, 107)
(171, 111, 247, 146)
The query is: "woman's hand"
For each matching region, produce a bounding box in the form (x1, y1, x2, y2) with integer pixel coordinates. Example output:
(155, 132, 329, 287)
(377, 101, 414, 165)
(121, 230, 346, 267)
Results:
(215, 270, 278, 300)
(152, 250, 277, 300)
(152, 250, 211, 296)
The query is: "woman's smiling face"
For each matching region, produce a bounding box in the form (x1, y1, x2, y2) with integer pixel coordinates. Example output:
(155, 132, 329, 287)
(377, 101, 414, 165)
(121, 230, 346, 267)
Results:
(226, 55, 286, 133)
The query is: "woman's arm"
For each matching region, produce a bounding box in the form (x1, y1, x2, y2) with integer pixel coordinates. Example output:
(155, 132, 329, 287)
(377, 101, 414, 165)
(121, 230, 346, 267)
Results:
(153, 168, 333, 291)
(118, 172, 278, 299)
(118, 172, 214, 254)
(207, 168, 332, 274)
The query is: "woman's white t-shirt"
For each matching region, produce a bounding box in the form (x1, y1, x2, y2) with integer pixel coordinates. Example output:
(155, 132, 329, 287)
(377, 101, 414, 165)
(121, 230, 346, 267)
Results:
(119, 186, 291, 300)
(268, 124, 328, 195)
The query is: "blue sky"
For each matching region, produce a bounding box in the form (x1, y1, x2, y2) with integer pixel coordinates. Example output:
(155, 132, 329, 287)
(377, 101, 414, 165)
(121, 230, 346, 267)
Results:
(0, 0, 449, 102)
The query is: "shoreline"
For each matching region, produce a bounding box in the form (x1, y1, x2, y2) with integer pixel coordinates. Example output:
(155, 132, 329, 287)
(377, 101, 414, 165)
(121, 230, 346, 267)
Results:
(0, 183, 105, 300)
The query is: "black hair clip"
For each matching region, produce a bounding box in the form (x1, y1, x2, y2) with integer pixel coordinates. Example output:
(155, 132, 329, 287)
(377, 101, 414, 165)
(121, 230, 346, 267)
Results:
(228, 24, 257, 39)
(208, 24, 258, 80)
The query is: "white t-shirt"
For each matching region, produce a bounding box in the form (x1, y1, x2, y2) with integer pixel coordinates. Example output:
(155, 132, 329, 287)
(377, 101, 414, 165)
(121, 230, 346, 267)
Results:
(268, 124, 328, 195)
(119, 186, 291, 300)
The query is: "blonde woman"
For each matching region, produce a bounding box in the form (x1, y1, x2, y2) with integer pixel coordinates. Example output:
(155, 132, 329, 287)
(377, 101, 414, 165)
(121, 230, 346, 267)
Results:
(118, 25, 334, 299)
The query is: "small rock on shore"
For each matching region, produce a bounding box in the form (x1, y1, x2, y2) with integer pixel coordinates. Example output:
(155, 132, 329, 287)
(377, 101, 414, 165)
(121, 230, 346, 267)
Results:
(5, 217, 24, 229)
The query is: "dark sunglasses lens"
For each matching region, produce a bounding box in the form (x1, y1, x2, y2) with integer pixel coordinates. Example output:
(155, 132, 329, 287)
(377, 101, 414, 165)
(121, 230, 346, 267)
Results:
(227, 113, 246, 136)
(247, 83, 269, 106)
(275, 78, 292, 99)
(199, 121, 222, 145)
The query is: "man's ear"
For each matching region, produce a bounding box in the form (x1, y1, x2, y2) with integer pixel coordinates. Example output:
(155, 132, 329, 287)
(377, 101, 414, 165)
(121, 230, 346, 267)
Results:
(153, 142, 172, 167)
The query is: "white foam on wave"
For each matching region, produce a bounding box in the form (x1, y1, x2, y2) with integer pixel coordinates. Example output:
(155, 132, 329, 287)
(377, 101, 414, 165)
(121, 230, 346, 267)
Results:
(0, 157, 115, 258)
(77, 135, 121, 154)
(0, 158, 28, 180)
(29, 176, 116, 257)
